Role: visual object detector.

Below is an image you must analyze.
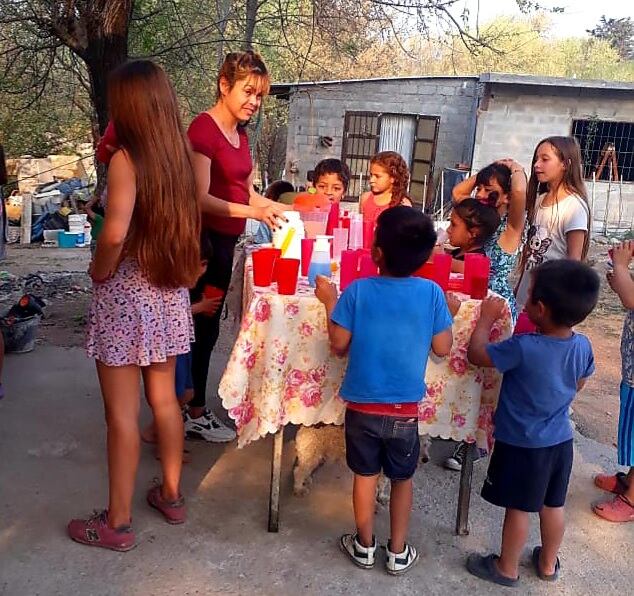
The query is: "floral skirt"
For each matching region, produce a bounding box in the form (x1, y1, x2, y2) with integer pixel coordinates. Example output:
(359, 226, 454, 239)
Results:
(86, 259, 194, 367)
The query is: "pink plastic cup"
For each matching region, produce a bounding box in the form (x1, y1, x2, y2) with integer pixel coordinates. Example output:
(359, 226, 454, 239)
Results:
(252, 248, 280, 287)
(358, 254, 378, 279)
(300, 238, 315, 277)
(340, 249, 358, 291)
(433, 253, 452, 291)
(363, 220, 375, 249)
(276, 258, 300, 295)
(332, 227, 349, 261)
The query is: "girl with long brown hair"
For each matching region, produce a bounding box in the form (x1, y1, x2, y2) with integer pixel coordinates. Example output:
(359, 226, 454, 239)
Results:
(68, 60, 200, 551)
(515, 136, 591, 308)
(184, 50, 285, 442)
(360, 151, 412, 229)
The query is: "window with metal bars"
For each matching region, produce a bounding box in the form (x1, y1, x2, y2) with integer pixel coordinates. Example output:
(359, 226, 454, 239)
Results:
(340, 111, 439, 205)
(572, 119, 634, 183)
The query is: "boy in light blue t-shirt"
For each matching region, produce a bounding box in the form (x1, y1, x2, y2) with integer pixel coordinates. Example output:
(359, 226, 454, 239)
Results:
(315, 206, 454, 576)
(466, 259, 599, 588)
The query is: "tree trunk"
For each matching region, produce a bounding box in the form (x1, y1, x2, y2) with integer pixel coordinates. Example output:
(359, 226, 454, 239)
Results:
(244, 0, 258, 50)
(84, 34, 129, 137)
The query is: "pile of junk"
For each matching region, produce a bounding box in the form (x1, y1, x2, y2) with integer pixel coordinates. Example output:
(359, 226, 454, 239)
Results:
(5, 177, 95, 247)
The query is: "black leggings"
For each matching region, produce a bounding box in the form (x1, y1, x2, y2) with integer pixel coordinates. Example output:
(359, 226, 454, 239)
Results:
(189, 230, 239, 409)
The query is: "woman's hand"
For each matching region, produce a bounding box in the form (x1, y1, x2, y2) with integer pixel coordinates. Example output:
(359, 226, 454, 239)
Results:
(254, 203, 286, 230)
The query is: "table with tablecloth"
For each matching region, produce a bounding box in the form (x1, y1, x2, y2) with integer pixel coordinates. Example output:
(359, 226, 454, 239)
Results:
(219, 254, 513, 532)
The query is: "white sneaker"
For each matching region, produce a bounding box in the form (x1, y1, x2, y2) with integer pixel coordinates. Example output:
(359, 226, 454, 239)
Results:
(386, 542, 419, 575)
(339, 533, 376, 569)
(184, 408, 236, 443)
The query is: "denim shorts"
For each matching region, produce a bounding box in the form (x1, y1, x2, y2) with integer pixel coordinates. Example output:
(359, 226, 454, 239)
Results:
(345, 409, 420, 481)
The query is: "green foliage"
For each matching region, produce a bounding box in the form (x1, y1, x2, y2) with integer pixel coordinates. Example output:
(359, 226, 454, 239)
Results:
(588, 16, 634, 61)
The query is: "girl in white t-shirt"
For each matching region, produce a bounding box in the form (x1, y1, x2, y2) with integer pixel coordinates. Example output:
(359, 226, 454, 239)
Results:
(515, 136, 591, 308)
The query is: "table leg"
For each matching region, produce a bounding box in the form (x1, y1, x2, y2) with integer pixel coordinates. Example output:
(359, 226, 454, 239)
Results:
(268, 427, 284, 533)
(455, 442, 475, 536)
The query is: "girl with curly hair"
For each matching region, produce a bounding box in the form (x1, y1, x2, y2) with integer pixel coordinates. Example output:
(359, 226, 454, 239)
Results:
(360, 151, 412, 228)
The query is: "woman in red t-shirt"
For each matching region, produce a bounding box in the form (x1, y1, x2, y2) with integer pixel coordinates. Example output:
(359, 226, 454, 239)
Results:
(185, 51, 285, 441)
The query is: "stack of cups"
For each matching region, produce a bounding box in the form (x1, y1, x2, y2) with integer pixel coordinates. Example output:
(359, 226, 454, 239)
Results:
(348, 214, 363, 250)
(68, 214, 87, 246)
(332, 228, 349, 261)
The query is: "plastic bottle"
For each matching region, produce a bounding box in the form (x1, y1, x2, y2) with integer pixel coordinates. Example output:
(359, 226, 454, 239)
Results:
(308, 235, 332, 287)
(272, 211, 305, 260)
(83, 222, 92, 246)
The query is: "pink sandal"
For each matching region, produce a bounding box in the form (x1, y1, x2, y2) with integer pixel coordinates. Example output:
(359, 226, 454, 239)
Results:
(592, 494, 634, 523)
(594, 472, 628, 495)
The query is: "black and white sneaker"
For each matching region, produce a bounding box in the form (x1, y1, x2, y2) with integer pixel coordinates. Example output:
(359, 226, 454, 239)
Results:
(386, 542, 419, 575)
(443, 441, 486, 471)
(184, 408, 236, 443)
(339, 533, 376, 569)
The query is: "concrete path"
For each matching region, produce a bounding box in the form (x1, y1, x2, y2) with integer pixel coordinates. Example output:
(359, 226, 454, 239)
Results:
(1, 346, 632, 595)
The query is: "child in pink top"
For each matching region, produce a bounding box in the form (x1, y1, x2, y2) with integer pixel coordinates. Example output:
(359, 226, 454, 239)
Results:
(360, 151, 412, 228)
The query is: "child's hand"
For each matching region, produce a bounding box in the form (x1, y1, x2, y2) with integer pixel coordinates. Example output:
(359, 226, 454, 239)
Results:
(198, 296, 222, 316)
(314, 275, 338, 307)
(611, 240, 633, 269)
(479, 296, 507, 323)
(446, 292, 461, 317)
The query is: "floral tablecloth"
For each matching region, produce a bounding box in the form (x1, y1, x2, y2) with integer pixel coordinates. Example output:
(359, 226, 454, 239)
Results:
(219, 256, 512, 449)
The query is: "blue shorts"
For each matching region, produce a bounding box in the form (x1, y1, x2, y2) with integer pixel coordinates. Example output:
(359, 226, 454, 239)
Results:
(618, 381, 634, 466)
(344, 409, 420, 481)
(175, 352, 193, 402)
(481, 439, 573, 512)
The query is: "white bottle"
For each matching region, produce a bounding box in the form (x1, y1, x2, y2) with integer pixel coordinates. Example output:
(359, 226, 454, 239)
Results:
(83, 222, 92, 246)
(272, 210, 305, 260)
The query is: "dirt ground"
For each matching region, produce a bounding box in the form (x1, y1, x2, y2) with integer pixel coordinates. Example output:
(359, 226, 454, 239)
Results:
(0, 241, 627, 449)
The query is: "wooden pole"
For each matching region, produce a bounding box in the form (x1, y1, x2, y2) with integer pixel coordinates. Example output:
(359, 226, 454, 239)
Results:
(20, 193, 32, 245)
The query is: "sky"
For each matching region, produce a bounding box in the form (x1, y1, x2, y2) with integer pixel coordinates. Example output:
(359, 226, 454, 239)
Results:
(457, 0, 634, 38)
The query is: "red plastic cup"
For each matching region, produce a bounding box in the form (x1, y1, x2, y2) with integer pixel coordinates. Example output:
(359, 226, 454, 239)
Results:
(433, 253, 452, 291)
(358, 254, 378, 278)
(300, 238, 315, 277)
(252, 248, 281, 287)
(276, 258, 300, 295)
(341, 216, 351, 230)
(463, 253, 480, 294)
(326, 201, 340, 236)
(204, 285, 224, 300)
(466, 254, 490, 299)
(470, 276, 489, 299)
(414, 261, 435, 280)
(363, 220, 375, 249)
(340, 249, 358, 291)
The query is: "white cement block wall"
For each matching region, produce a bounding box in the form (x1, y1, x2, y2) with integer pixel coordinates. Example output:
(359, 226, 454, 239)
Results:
(283, 78, 479, 195)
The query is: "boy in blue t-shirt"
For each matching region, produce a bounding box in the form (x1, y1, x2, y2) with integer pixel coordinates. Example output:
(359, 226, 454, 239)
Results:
(315, 206, 454, 575)
(465, 259, 600, 588)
